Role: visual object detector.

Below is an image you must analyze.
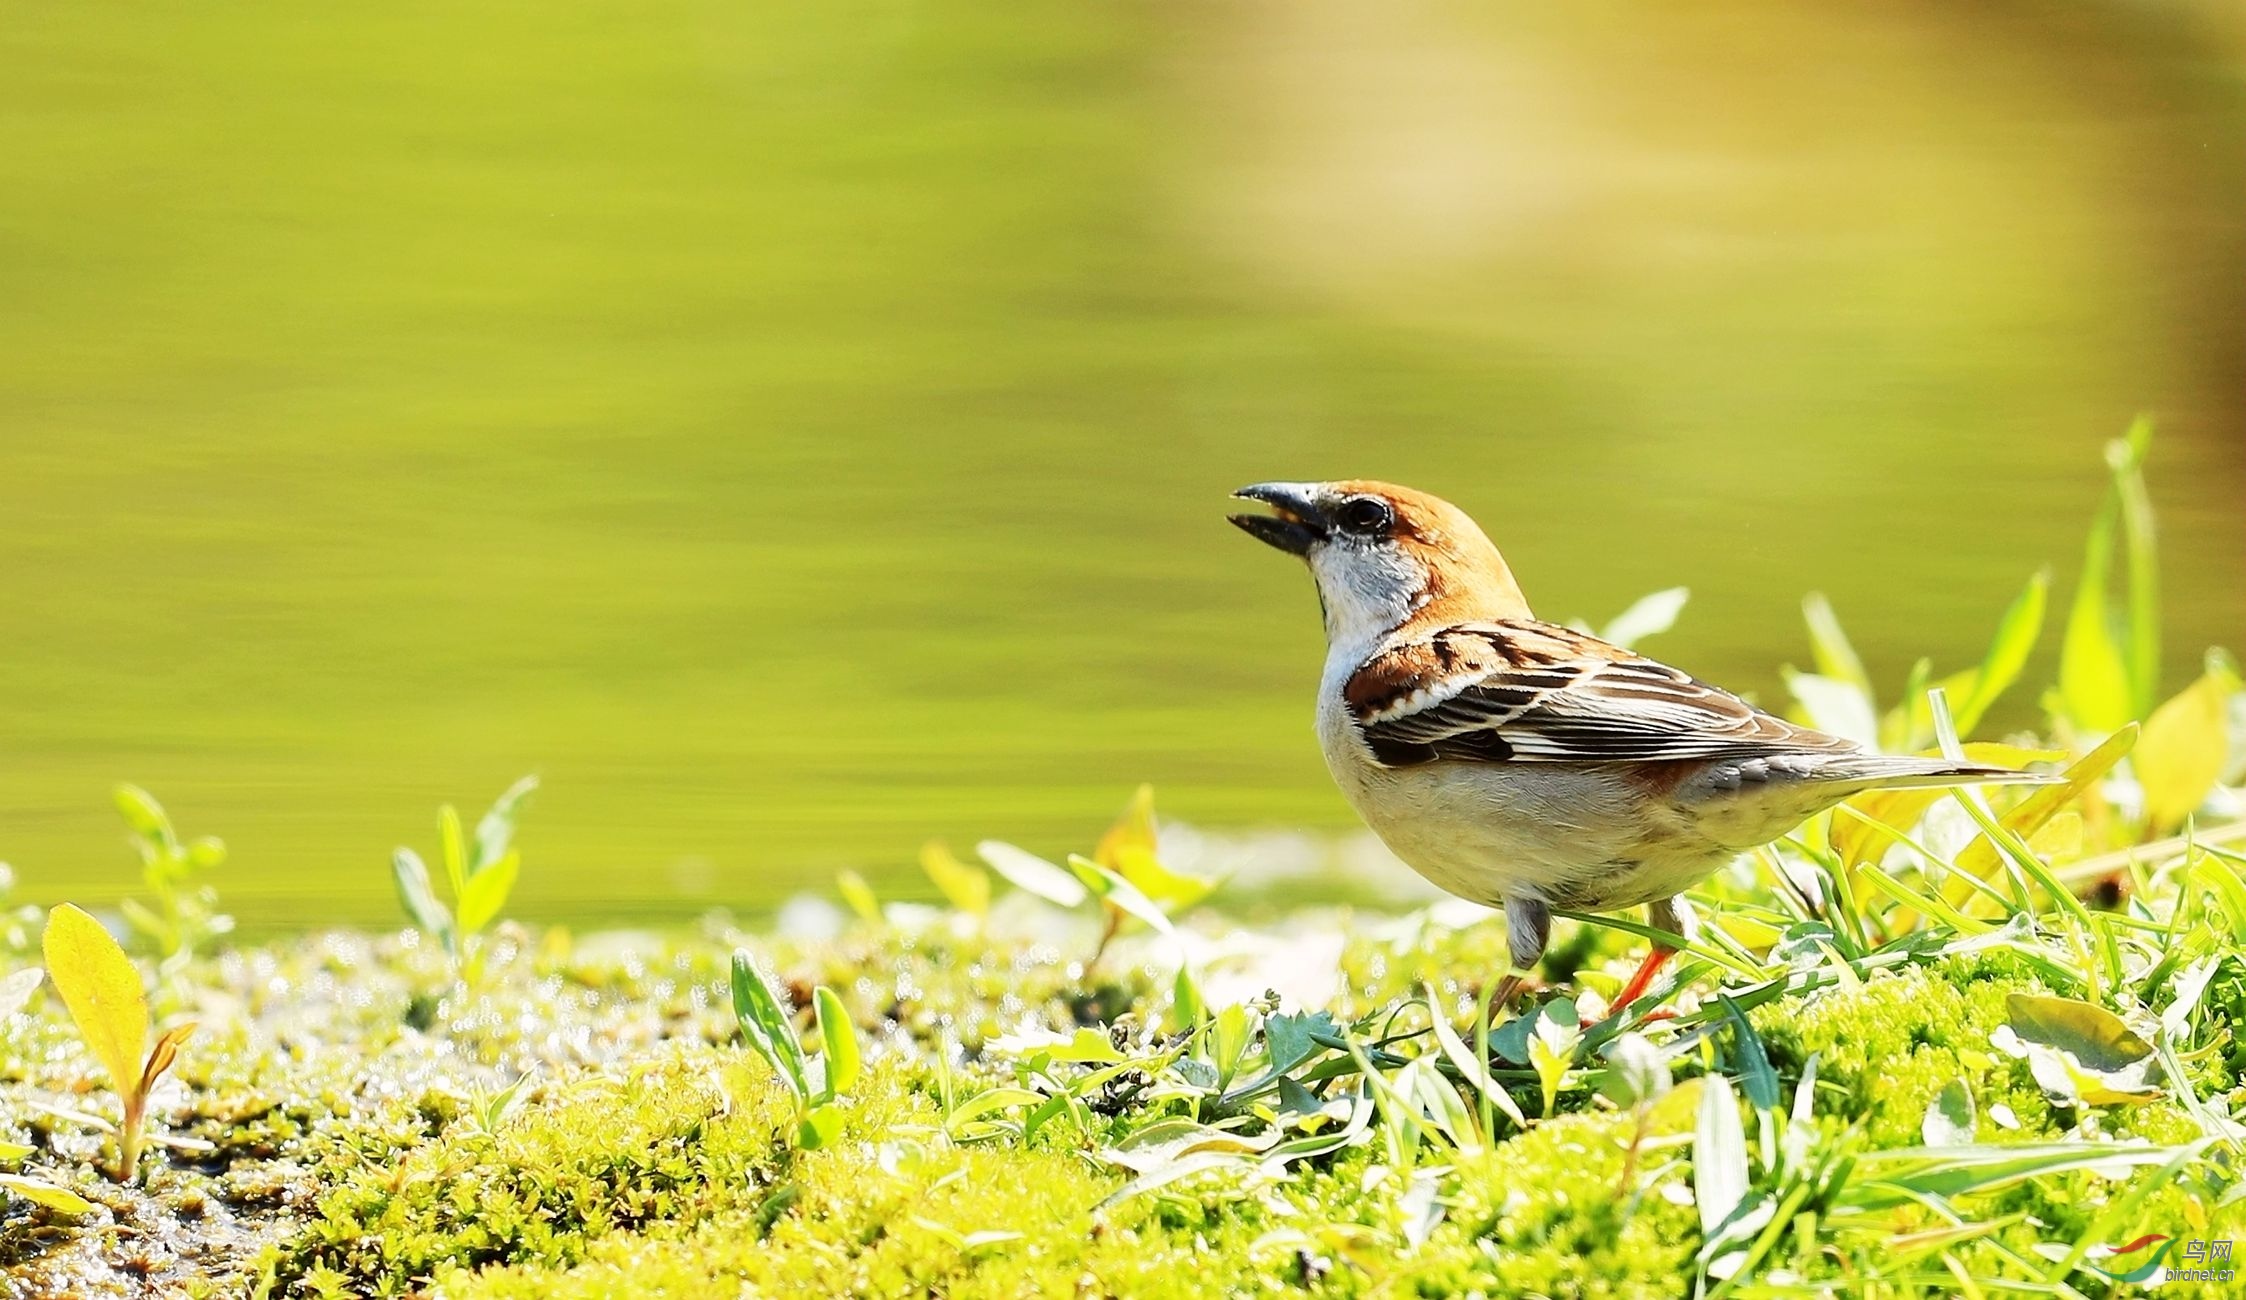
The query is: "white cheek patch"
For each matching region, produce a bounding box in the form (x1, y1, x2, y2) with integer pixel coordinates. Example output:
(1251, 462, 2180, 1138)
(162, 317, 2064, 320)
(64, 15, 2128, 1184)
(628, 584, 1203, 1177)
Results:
(1310, 544, 1423, 648)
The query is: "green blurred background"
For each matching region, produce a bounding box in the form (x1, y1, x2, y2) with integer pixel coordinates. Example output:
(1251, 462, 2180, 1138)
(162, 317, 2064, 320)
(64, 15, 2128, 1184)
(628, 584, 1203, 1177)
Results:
(4, 1, 2243, 927)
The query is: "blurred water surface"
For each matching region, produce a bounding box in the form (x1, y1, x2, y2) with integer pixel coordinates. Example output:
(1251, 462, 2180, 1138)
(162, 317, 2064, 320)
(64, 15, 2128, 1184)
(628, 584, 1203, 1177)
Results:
(3, 1, 2243, 926)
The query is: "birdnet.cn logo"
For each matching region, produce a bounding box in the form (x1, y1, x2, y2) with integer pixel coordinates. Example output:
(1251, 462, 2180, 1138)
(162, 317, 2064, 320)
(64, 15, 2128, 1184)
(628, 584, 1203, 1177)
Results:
(2090, 1234, 2234, 1286)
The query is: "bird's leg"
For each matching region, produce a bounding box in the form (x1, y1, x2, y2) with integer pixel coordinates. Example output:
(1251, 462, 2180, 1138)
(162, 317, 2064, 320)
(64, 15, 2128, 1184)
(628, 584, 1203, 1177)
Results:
(1608, 947, 1676, 1016)
(1607, 895, 1698, 1018)
(1490, 896, 1551, 1015)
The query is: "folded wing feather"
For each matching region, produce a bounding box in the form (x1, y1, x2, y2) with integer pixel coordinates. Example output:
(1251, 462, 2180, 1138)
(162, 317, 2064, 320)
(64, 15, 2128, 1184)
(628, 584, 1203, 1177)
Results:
(1347, 621, 1858, 766)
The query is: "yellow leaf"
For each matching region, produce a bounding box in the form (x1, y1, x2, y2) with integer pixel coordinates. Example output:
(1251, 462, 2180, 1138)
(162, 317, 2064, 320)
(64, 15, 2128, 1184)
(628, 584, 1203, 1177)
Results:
(1093, 784, 1160, 875)
(1709, 914, 1784, 952)
(2027, 811, 2082, 859)
(1947, 726, 2137, 910)
(1832, 789, 1946, 870)
(834, 870, 881, 924)
(41, 905, 148, 1102)
(0, 1172, 94, 1216)
(2005, 993, 2153, 1069)
(919, 842, 990, 917)
(1092, 786, 1217, 909)
(1832, 744, 2060, 869)
(2135, 651, 2243, 833)
(139, 1023, 196, 1096)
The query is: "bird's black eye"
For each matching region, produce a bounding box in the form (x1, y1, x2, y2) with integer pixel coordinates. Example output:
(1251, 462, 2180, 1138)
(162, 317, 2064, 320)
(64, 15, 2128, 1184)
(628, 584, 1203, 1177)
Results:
(1336, 497, 1393, 535)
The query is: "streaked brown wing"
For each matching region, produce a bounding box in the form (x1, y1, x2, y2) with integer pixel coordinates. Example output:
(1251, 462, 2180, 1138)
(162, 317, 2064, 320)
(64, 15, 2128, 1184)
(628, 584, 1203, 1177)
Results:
(1347, 621, 1854, 766)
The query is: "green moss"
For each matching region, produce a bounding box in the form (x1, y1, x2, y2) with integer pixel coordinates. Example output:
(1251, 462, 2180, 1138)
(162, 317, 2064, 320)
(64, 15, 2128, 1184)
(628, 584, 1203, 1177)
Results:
(1751, 960, 2061, 1147)
(6, 906, 2243, 1299)
(273, 1056, 795, 1295)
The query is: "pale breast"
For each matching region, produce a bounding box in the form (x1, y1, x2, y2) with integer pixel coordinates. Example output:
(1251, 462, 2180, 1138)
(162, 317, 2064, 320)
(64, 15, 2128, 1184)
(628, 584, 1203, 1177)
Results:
(1314, 680, 1735, 912)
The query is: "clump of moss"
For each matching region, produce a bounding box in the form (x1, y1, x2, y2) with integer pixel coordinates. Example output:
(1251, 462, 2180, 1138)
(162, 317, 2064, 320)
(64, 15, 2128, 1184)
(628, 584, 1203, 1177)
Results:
(273, 1056, 793, 1294)
(1750, 959, 2060, 1147)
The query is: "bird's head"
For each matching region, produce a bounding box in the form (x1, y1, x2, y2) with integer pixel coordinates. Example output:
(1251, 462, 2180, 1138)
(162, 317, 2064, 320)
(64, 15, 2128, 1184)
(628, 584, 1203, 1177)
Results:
(1229, 480, 1530, 647)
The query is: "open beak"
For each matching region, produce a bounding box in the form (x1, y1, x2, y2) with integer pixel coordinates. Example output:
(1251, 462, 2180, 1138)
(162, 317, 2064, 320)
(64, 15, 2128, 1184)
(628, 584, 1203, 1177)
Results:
(1229, 482, 1327, 557)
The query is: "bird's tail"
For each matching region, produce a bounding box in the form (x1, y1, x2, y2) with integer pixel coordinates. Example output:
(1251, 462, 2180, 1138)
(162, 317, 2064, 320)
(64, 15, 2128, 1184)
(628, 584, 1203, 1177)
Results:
(1827, 754, 2057, 791)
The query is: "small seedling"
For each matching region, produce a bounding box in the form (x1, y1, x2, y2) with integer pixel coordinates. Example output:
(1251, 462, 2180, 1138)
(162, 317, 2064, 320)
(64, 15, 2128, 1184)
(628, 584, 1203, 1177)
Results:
(729, 950, 859, 1150)
(41, 904, 194, 1183)
(1068, 786, 1219, 962)
(114, 785, 231, 971)
(975, 787, 1221, 964)
(393, 776, 538, 982)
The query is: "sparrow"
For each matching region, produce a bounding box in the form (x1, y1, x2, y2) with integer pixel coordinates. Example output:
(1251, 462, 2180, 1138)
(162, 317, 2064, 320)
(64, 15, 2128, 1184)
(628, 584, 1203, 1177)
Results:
(1230, 479, 2044, 1014)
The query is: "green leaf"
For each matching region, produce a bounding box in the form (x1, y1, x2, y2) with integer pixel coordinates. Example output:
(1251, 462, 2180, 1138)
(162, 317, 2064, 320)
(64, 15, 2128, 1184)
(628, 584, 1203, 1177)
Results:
(813, 986, 860, 1098)
(0, 1172, 94, 1216)
(1600, 1032, 1671, 1110)
(984, 1024, 1124, 1062)
(1066, 855, 1172, 935)
(1922, 1079, 1975, 1146)
(797, 1105, 844, 1150)
(2135, 650, 2242, 832)
(112, 785, 175, 854)
(1172, 964, 1205, 1034)
(1094, 1149, 1248, 1211)
(1884, 656, 1936, 751)
(1598, 587, 1689, 650)
(2022, 1044, 2162, 1108)
(959, 1229, 1026, 1256)
(1693, 1073, 1750, 1239)
(2060, 481, 2133, 733)
(1427, 990, 1528, 1128)
(2112, 418, 2161, 720)
(1529, 1006, 1579, 1117)
(974, 841, 1088, 908)
(453, 849, 519, 938)
(1802, 593, 1873, 699)
(1260, 1010, 1333, 1079)
(471, 776, 539, 875)
(1848, 1142, 2182, 1210)
(2196, 849, 2246, 947)
(117, 897, 173, 951)
(392, 848, 453, 942)
(1954, 570, 2049, 735)
(1721, 995, 1779, 1113)
(944, 1086, 1044, 1137)
(1403, 1056, 1483, 1156)
(834, 870, 881, 924)
(2005, 993, 2154, 1072)
(439, 805, 468, 900)
(1209, 1004, 1252, 1090)
(1953, 725, 2136, 887)
(1489, 1004, 1539, 1066)
(729, 950, 806, 1099)
(41, 905, 148, 1104)
(918, 842, 990, 918)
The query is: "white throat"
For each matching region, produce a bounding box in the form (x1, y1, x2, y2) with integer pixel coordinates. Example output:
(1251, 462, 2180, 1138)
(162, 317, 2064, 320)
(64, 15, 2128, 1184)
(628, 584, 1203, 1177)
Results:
(1307, 543, 1425, 666)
